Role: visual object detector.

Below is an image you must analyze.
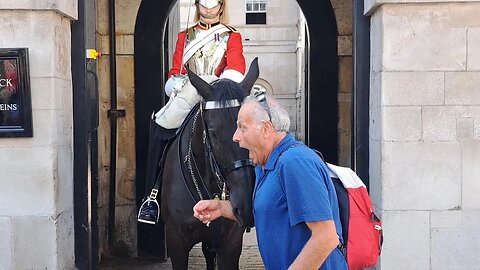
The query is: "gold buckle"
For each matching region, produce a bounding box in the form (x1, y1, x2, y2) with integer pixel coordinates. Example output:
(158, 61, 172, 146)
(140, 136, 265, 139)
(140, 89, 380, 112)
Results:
(149, 189, 159, 199)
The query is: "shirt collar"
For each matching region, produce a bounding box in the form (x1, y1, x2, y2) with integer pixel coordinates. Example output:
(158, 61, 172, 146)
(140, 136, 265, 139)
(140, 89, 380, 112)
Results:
(263, 133, 296, 171)
(197, 21, 221, 30)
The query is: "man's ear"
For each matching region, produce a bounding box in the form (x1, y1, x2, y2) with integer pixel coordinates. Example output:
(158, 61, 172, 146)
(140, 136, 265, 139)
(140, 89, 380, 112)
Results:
(262, 120, 274, 138)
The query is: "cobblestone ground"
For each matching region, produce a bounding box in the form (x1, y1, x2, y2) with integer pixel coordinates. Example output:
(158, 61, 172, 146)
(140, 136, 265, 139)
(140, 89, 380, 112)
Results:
(100, 230, 264, 270)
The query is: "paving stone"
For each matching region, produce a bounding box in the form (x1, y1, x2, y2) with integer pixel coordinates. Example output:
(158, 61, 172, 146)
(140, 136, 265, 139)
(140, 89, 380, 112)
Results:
(99, 244, 265, 269)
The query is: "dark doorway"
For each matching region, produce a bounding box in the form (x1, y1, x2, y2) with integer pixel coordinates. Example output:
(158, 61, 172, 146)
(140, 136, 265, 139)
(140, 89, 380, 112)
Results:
(134, 0, 174, 259)
(301, 1, 339, 163)
(134, 0, 339, 257)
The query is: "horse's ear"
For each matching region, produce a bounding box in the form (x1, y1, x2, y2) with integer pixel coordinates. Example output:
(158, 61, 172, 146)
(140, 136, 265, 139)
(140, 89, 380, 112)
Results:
(240, 57, 259, 96)
(187, 68, 212, 99)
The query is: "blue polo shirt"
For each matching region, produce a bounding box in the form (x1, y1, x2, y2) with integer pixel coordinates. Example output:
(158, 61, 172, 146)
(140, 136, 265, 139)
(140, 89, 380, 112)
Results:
(253, 134, 348, 270)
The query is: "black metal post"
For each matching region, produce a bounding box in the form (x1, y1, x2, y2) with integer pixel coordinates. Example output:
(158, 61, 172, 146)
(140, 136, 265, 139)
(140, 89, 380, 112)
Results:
(107, 0, 119, 250)
(73, 0, 99, 268)
(72, 0, 90, 267)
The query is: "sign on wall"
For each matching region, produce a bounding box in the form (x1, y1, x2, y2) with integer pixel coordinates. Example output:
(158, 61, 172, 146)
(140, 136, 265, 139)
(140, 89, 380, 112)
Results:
(0, 48, 33, 137)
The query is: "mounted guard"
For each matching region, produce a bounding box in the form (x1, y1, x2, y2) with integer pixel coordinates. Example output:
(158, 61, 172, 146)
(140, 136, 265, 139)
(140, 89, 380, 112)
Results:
(138, 0, 247, 225)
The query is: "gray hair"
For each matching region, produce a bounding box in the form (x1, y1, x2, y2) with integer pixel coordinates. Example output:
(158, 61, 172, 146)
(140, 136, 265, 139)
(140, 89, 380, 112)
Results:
(243, 95, 290, 132)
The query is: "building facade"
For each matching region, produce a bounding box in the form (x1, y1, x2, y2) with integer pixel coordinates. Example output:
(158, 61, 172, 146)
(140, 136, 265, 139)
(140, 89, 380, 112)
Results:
(0, 0, 479, 269)
(367, 2, 480, 269)
(0, 1, 77, 269)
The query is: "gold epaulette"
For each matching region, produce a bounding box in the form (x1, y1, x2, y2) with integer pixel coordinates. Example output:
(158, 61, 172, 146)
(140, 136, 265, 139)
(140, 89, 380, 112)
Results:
(187, 26, 196, 41)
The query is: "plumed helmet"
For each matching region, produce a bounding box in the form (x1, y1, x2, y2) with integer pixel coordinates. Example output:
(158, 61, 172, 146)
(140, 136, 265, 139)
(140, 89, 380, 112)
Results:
(195, 0, 223, 9)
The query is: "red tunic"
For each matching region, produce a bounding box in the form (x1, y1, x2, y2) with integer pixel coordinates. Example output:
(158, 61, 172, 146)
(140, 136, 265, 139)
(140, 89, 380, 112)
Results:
(167, 24, 246, 79)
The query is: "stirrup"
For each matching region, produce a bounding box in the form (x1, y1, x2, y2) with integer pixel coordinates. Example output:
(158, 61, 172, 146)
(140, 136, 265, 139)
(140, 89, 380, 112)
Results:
(137, 198, 159, 224)
(137, 193, 160, 224)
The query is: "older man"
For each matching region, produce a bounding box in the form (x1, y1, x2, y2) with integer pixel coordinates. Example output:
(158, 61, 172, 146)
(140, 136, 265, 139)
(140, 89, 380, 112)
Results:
(193, 94, 348, 270)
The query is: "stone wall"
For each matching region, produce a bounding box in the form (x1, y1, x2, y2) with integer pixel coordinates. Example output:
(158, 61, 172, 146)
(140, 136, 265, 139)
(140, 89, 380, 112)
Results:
(332, 0, 353, 166)
(0, 0, 77, 268)
(96, 0, 141, 257)
(367, 2, 480, 269)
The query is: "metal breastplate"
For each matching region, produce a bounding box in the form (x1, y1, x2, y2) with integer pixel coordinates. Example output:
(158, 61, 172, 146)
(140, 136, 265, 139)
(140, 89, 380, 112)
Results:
(185, 28, 230, 76)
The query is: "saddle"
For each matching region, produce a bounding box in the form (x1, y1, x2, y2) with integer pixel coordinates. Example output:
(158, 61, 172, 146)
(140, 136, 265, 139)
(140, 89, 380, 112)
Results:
(138, 103, 201, 224)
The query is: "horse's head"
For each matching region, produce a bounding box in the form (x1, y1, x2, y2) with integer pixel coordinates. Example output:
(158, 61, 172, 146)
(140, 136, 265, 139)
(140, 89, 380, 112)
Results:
(188, 58, 259, 228)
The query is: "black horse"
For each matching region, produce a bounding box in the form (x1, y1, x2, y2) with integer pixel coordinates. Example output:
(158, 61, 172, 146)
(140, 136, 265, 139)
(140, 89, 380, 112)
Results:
(161, 59, 259, 269)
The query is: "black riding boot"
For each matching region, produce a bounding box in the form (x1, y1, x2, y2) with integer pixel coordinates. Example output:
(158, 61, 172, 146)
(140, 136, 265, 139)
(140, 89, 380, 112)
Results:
(138, 116, 176, 224)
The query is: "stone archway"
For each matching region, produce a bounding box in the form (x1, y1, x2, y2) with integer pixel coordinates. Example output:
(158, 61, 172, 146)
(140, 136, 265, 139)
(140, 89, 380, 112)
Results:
(133, 0, 340, 257)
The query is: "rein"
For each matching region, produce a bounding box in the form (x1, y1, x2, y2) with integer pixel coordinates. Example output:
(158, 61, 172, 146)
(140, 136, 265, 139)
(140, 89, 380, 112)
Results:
(179, 99, 254, 203)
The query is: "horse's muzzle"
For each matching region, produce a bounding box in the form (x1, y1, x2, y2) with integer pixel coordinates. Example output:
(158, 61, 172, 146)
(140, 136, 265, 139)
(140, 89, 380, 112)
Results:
(232, 207, 255, 229)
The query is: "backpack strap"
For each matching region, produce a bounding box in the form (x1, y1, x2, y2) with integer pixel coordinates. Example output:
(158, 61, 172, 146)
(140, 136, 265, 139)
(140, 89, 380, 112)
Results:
(311, 148, 325, 162)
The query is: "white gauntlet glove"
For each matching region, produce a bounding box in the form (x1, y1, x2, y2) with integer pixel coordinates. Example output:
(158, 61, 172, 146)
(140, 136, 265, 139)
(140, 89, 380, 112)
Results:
(155, 79, 202, 129)
(155, 74, 219, 129)
(164, 74, 188, 97)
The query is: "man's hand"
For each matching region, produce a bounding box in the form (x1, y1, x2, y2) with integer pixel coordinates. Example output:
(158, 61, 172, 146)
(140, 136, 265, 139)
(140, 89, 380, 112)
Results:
(193, 200, 236, 224)
(193, 200, 223, 224)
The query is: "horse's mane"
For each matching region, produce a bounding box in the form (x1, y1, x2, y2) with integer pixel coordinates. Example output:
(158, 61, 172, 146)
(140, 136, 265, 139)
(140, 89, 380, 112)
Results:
(209, 79, 245, 121)
(210, 79, 245, 102)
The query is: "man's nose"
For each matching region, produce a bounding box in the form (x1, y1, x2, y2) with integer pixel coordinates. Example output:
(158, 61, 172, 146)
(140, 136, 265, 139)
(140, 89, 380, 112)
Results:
(232, 128, 240, 142)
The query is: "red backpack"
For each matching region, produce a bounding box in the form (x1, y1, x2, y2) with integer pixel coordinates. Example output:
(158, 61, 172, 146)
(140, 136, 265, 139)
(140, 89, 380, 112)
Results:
(288, 145, 383, 269)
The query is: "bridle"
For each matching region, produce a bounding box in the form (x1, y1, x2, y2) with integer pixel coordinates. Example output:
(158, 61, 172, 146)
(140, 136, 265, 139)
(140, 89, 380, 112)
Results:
(179, 99, 254, 203)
